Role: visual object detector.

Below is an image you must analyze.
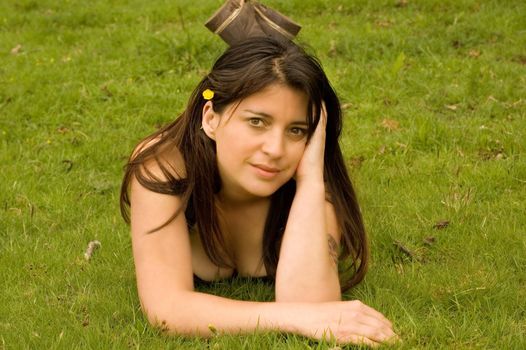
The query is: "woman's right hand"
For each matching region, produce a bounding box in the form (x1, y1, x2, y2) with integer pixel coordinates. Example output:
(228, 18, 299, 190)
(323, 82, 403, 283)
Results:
(298, 300, 399, 347)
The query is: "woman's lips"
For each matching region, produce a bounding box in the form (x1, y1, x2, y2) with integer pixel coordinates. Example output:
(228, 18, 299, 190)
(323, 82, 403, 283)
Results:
(251, 164, 280, 178)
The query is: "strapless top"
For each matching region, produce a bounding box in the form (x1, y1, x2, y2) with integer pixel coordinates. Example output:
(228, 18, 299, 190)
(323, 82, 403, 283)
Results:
(193, 270, 274, 285)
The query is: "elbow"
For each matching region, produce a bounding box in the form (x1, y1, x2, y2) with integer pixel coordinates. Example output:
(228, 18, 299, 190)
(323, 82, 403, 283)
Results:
(141, 301, 183, 335)
(142, 304, 170, 330)
(140, 292, 207, 337)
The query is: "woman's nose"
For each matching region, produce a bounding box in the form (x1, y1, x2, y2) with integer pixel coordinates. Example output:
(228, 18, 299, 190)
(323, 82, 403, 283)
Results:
(261, 130, 285, 158)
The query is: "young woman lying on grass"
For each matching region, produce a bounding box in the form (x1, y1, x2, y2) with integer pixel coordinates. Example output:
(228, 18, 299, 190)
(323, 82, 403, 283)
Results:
(120, 37, 397, 346)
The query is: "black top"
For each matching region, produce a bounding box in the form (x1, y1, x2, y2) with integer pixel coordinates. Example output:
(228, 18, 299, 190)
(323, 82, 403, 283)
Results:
(193, 270, 274, 285)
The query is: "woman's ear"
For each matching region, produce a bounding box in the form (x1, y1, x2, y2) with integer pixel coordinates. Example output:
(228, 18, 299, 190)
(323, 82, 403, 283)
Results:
(201, 101, 221, 140)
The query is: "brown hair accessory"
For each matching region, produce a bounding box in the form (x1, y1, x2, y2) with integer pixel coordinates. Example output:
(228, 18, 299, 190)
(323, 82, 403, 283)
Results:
(205, 0, 301, 46)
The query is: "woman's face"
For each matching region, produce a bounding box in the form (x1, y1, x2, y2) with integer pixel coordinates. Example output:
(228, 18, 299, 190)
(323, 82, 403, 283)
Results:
(203, 84, 309, 201)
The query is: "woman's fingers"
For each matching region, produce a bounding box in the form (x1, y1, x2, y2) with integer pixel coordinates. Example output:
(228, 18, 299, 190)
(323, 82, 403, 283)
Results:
(349, 300, 393, 329)
(365, 308, 393, 330)
(337, 300, 399, 345)
(316, 101, 327, 139)
(356, 313, 393, 332)
(308, 101, 327, 143)
(352, 315, 397, 343)
(361, 322, 397, 343)
(321, 101, 327, 123)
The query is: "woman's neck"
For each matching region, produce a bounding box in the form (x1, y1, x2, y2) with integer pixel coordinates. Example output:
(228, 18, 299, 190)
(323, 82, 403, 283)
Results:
(216, 186, 270, 209)
(216, 192, 270, 212)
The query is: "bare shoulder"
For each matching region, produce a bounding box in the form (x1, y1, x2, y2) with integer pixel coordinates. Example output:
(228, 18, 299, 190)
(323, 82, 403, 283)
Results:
(131, 135, 187, 181)
(129, 133, 188, 240)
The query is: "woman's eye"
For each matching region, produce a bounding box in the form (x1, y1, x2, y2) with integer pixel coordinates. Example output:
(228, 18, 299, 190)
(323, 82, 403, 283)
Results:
(290, 127, 307, 137)
(249, 118, 264, 127)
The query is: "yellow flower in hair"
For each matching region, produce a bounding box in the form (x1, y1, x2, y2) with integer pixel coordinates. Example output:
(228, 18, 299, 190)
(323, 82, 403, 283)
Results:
(202, 89, 214, 100)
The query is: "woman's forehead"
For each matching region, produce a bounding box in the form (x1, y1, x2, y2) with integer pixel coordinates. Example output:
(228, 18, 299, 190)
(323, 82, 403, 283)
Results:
(235, 84, 309, 117)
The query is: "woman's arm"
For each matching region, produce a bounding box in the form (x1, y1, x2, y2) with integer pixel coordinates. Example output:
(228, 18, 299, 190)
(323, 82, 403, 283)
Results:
(129, 147, 395, 346)
(275, 104, 341, 302)
(275, 183, 341, 302)
(143, 288, 395, 348)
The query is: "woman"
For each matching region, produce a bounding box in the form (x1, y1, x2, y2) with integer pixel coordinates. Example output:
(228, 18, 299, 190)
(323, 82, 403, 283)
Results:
(120, 37, 397, 346)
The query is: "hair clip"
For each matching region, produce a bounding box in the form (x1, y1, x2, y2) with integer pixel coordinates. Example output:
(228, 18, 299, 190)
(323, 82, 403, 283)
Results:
(202, 89, 215, 100)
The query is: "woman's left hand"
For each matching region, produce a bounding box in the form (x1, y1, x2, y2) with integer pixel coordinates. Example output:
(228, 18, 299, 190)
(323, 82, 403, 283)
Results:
(295, 102, 327, 186)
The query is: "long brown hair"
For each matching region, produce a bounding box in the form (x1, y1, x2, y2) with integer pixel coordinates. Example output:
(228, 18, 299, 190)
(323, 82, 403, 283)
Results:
(120, 37, 368, 291)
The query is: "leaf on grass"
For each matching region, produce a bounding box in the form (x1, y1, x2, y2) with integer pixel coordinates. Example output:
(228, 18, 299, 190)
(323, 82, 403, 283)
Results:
(445, 104, 458, 111)
(393, 240, 417, 260)
(376, 19, 393, 28)
(395, 0, 409, 7)
(56, 126, 70, 134)
(349, 156, 365, 168)
(381, 118, 400, 131)
(423, 236, 436, 245)
(11, 44, 22, 55)
(433, 220, 449, 229)
(468, 49, 481, 58)
(341, 103, 353, 110)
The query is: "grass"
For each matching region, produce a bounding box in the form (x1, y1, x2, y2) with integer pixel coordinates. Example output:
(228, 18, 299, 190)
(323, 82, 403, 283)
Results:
(1, 0, 525, 348)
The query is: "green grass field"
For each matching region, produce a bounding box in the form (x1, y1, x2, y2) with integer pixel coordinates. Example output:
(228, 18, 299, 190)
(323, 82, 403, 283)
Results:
(1, 0, 525, 348)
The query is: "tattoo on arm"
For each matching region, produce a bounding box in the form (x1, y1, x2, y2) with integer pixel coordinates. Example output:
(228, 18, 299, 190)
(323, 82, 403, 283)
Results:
(327, 234, 339, 269)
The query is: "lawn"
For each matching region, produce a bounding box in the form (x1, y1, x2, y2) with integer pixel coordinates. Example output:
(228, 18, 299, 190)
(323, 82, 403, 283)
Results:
(1, 0, 525, 348)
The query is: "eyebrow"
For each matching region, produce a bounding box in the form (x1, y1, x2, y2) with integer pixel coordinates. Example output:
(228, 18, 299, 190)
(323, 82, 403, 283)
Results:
(243, 109, 308, 126)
